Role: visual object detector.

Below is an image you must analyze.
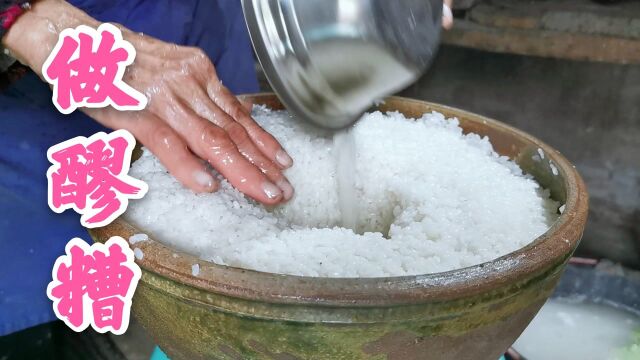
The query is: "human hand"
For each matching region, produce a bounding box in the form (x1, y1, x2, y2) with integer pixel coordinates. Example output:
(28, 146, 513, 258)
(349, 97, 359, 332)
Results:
(86, 34, 295, 205)
(3, 0, 294, 205)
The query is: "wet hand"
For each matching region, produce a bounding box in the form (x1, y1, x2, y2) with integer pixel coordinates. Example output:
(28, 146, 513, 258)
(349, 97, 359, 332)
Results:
(88, 33, 295, 205)
(3, 0, 294, 205)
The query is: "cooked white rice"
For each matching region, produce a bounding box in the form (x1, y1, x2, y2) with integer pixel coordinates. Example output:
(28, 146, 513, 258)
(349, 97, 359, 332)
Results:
(125, 107, 559, 277)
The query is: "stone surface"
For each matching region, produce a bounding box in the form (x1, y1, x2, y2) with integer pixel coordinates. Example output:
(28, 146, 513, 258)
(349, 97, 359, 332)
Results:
(443, 0, 640, 63)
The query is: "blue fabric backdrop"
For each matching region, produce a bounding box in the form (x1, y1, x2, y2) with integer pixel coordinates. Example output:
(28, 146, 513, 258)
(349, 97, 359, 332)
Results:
(0, 0, 258, 335)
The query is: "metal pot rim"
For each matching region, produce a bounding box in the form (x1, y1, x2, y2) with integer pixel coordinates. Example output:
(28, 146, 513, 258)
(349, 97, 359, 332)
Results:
(90, 94, 589, 307)
(241, 0, 326, 126)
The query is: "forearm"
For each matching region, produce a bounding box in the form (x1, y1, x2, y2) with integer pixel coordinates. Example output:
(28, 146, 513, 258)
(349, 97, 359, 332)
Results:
(1, 0, 98, 75)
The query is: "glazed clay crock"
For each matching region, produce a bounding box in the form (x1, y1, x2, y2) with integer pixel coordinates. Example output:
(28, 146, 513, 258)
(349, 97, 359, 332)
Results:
(89, 94, 588, 360)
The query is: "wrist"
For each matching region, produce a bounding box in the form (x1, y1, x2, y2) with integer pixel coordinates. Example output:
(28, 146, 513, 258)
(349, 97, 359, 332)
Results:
(2, 0, 98, 74)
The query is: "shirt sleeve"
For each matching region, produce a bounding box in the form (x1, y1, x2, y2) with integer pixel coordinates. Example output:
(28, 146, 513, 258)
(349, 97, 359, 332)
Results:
(1, 0, 27, 37)
(1, 1, 28, 73)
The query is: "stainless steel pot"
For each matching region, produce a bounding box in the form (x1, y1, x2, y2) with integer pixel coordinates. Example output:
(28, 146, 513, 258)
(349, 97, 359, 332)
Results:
(242, 0, 443, 129)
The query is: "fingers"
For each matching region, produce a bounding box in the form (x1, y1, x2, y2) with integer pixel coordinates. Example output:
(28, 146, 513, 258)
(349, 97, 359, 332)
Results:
(130, 115, 219, 193)
(208, 82, 294, 169)
(163, 101, 286, 205)
(218, 121, 294, 201)
(238, 97, 254, 112)
(102, 40, 295, 204)
(197, 123, 285, 205)
(443, 2, 454, 29)
(182, 88, 294, 201)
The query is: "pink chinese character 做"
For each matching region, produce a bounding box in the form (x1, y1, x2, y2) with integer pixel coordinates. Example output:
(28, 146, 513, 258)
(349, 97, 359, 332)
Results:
(47, 237, 142, 334)
(42, 23, 147, 114)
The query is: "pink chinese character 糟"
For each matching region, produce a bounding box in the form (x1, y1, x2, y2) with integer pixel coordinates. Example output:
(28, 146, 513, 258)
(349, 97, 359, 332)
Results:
(49, 244, 93, 329)
(47, 237, 142, 334)
(47, 130, 148, 228)
(42, 23, 147, 114)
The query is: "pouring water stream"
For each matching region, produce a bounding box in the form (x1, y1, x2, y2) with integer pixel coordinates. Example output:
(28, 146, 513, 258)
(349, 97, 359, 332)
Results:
(333, 128, 359, 233)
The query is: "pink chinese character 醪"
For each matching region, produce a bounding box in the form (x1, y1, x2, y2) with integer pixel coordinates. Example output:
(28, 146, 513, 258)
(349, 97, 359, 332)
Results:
(42, 23, 147, 114)
(47, 237, 142, 334)
(47, 130, 148, 228)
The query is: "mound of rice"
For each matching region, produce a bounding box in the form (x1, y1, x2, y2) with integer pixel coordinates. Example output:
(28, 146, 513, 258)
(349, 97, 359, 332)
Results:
(125, 107, 559, 277)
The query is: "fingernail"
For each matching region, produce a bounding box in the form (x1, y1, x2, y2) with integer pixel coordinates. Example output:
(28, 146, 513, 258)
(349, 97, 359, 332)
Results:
(442, 4, 453, 27)
(262, 182, 282, 200)
(443, 4, 453, 19)
(277, 179, 294, 201)
(275, 150, 293, 168)
(194, 170, 216, 191)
